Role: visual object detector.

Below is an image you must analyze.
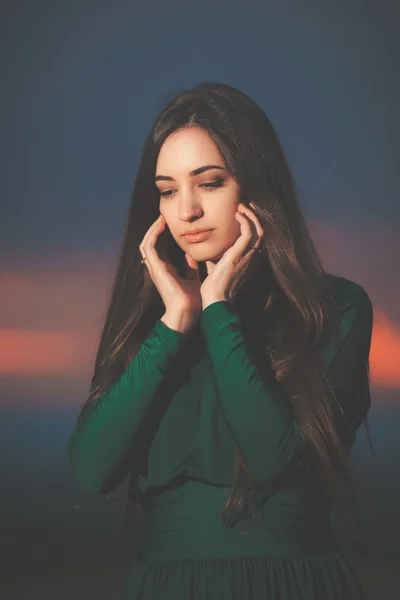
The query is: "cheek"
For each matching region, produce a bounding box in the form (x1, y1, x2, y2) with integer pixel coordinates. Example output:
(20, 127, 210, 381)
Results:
(159, 208, 172, 229)
(228, 210, 242, 233)
(220, 219, 241, 247)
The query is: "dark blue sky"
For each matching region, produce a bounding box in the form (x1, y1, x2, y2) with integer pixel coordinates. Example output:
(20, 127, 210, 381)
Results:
(2, 0, 399, 258)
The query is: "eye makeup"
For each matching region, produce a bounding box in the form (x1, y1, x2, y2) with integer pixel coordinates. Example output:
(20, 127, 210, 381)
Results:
(159, 177, 225, 198)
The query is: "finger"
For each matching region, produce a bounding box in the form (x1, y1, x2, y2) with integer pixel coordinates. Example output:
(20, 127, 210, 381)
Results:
(236, 209, 263, 258)
(239, 204, 264, 241)
(205, 260, 216, 275)
(184, 253, 200, 281)
(230, 212, 254, 257)
(233, 212, 262, 258)
(139, 215, 163, 254)
(143, 218, 166, 263)
(140, 216, 163, 253)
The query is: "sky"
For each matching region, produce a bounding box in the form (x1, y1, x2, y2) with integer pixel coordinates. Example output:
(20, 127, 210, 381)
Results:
(1, 0, 399, 589)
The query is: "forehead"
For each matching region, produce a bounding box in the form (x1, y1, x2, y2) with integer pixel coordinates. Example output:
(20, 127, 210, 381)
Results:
(156, 128, 222, 171)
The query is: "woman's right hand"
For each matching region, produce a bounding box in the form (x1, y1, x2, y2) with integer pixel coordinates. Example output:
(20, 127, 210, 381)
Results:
(139, 214, 202, 316)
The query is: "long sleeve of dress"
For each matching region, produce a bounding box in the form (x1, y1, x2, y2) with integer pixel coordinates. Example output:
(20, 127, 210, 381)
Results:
(67, 318, 188, 495)
(200, 277, 373, 483)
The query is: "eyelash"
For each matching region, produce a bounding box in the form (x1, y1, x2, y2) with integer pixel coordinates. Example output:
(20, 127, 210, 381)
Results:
(159, 178, 225, 198)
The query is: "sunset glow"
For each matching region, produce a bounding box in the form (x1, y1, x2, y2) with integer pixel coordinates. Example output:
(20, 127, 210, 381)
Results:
(0, 309, 398, 392)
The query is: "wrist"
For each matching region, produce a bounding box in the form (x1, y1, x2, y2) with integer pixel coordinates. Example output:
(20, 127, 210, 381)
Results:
(161, 309, 199, 334)
(201, 295, 230, 311)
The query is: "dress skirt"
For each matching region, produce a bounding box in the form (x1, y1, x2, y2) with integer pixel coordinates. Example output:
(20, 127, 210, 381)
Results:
(121, 480, 367, 599)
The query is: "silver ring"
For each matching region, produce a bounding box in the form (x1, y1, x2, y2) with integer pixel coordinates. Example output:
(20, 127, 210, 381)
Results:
(141, 256, 147, 264)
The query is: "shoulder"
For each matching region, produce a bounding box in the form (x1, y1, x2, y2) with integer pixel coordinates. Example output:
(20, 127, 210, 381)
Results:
(317, 273, 373, 322)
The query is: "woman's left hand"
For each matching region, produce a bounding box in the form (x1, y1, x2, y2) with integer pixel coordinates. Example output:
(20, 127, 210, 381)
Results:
(200, 202, 264, 309)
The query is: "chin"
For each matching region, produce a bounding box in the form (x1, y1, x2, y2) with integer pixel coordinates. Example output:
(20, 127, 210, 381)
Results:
(186, 238, 230, 258)
(188, 247, 224, 262)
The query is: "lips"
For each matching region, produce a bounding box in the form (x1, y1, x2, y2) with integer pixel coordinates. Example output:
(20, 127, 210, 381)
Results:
(183, 228, 212, 236)
(183, 229, 213, 243)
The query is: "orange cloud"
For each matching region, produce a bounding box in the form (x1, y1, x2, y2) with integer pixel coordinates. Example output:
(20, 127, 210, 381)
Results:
(0, 308, 398, 390)
(0, 230, 399, 408)
(370, 309, 400, 388)
(0, 329, 95, 376)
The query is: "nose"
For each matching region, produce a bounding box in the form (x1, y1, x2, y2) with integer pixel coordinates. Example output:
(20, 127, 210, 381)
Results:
(178, 193, 203, 222)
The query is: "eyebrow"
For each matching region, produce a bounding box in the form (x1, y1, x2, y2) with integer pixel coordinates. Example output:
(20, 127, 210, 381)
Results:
(155, 164, 226, 182)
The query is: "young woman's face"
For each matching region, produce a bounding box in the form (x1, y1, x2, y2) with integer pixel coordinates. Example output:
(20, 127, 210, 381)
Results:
(155, 127, 242, 263)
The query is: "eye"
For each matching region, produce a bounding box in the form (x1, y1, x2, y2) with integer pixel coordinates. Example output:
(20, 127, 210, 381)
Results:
(202, 178, 225, 191)
(159, 190, 174, 198)
(159, 178, 225, 198)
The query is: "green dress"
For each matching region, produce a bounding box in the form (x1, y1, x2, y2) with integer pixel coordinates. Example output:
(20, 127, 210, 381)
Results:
(68, 273, 373, 599)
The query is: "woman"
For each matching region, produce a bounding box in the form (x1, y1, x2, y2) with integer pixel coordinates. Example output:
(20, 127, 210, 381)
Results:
(68, 82, 374, 599)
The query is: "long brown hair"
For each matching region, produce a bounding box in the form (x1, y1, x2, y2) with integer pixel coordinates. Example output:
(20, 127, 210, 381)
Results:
(79, 82, 375, 545)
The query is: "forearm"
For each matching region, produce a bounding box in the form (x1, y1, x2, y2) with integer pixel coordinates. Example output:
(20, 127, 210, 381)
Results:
(68, 315, 189, 494)
(200, 280, 373, 483)
(200, 301, 303, 483)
